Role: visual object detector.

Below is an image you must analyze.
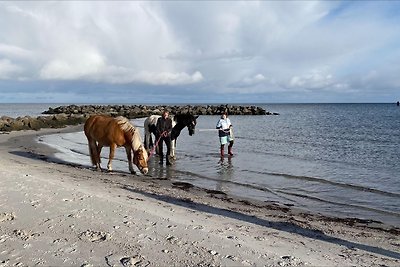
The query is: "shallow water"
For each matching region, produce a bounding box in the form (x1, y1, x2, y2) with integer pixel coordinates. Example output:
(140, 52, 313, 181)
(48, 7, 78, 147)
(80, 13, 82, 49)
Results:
(34, 103, 400, 227)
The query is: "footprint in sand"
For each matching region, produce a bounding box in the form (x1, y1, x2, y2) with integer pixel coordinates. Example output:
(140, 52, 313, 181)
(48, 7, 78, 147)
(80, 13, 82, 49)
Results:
(105, 254, 150, 267)
(0, 259, 10, 267)
(0, 234, 10, 243)
(13, 229, 40, 241)
(30, 200, 41, 208)
(0, 212, 15, 222)
(78, 230, 110, 243)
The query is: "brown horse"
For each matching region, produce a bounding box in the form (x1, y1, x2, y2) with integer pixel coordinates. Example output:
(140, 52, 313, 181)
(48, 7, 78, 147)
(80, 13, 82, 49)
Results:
(84, 115, 148, 175)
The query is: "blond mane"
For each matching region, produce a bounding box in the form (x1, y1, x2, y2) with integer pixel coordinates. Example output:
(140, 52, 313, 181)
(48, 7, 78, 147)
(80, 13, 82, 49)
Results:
(115, 116, 144, 153)
(115, 116, 135, 135)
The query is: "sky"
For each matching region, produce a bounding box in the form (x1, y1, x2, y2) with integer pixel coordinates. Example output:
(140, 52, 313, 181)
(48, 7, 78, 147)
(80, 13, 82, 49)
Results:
(0, 1, 400, 104)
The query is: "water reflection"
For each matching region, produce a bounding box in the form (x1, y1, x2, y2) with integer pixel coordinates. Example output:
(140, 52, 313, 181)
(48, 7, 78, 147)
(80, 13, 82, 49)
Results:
(216, 156, 234, 192)
(148, 156, 177, 179)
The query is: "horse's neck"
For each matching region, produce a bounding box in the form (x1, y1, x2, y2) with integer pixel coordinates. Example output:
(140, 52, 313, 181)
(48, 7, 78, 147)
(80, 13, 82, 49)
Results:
(171, 122, 185, 140)
(131, 132, 142, 151)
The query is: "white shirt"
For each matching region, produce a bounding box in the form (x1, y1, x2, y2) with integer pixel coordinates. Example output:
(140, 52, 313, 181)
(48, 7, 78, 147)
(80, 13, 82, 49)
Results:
(216, 118, 231, 130)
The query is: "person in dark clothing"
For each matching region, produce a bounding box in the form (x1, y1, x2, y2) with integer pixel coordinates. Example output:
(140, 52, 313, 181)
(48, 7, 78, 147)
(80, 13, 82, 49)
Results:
(156, 110, 173, 165)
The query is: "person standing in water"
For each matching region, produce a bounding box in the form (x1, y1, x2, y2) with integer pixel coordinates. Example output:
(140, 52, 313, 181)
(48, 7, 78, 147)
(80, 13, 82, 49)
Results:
(216, 111, 234, 157)
(156, 110, 173, 166)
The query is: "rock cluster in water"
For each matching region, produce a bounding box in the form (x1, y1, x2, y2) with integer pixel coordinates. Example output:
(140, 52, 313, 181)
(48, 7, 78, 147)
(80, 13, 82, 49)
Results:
(1, 104, 277, 132)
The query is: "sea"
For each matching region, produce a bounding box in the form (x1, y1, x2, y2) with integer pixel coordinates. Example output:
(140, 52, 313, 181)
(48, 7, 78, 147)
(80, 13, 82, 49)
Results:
(2, 103, 399, 227)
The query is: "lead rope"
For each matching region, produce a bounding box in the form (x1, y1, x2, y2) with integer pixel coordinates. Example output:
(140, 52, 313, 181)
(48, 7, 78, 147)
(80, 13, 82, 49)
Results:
(147, 131, 167, 161)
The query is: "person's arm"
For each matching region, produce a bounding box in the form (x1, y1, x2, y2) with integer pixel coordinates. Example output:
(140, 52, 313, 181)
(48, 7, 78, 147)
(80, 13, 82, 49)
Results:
(227, 118, 232, 128)
(216, 119, 222, 129)
(156, 118, 162, 136)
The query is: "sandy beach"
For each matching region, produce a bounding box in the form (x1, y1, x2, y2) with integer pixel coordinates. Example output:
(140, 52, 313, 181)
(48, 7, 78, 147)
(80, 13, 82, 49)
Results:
(0, 126, 399, 266)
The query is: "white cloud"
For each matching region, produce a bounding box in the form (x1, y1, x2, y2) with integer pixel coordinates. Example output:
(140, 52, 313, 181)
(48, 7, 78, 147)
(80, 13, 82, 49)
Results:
(94, 67, 203, 85)
(40, 57, 203, 85)
(40, 49, 105, 80)
(0, 59, 23, 79)
(244, 74, 266, 84)
(230, 73, 267, 88)
(288, 69, 334, 90)
(0, 44, 35, 60)
(2, 2, 195, 86)
(164, 49, 252, 62)
(130, 70, 203, 85)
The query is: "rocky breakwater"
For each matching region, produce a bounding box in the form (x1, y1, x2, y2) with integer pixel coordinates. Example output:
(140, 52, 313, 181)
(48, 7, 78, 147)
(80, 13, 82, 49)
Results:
(0, 114, 87, 133)
(43, 104, 277, 117)
(1, 104, 277, 132)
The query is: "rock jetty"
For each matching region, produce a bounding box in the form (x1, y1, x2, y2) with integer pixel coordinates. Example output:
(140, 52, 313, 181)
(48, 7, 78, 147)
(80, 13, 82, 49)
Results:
(42, 104, 274, 116)
(1, 104, 277, 132)
(0, 114, 86, 133)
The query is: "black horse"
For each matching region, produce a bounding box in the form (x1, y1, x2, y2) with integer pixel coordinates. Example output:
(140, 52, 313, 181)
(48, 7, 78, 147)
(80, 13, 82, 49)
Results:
(144, 113, 199, 159)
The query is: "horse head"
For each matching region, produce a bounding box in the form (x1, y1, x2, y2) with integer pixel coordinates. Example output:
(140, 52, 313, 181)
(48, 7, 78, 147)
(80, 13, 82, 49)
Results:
(133, 145, 149, 175)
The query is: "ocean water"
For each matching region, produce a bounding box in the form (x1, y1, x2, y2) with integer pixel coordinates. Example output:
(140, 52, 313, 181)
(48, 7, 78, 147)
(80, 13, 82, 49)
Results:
(0, 103, 60, 118)
(2, 103, 399, 227)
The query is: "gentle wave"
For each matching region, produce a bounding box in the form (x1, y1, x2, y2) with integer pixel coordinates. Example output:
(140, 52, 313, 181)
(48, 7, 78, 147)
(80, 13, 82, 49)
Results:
(157, 163, 400, 219)
(277, 190, 400, 217)
(244, 170, 400, 198)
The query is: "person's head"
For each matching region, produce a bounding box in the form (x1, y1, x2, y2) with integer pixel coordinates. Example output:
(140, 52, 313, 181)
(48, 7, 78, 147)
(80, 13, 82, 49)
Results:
(221, 111, 227, 119)
(162, 110, 169, 119)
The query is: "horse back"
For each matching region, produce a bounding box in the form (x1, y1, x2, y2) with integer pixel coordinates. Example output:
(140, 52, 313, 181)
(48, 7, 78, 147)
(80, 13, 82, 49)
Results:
(145, 115, 177, 135)
(84, 115, 126, 146)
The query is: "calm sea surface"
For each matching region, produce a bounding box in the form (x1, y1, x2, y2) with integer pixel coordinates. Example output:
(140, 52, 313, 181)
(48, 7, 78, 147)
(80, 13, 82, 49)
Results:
(0, 103, 60, 118)
(2, 103, 399, 226)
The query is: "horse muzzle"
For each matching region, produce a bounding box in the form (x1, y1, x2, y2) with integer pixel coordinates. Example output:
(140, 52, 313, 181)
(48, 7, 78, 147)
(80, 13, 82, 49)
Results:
(140, 167, 149, 175)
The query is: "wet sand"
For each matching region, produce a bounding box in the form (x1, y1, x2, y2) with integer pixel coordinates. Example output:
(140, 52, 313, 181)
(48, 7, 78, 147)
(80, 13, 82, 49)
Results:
(0, 126, 399, 266)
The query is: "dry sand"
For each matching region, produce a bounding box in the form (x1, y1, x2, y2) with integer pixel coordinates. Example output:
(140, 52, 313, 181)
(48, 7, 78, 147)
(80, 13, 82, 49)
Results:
(0, 126, 399, 266)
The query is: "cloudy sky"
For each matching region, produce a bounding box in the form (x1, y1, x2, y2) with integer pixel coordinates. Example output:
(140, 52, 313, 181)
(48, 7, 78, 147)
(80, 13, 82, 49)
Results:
(1, 1, 399, 103)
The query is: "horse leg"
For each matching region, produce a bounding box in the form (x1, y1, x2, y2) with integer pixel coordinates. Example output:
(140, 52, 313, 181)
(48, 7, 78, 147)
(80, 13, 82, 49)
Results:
(88, 139, 98, 166)
(154, 134, 160, 155)
(171, 139, 176, 160)
(96, 144, 103, 171)
(144, 131, 149, 151)
(125, 146, 135, 174)
(149, 134, 154, 150)
(107, 143, 116, 172)
(148, 124, 157, 153)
